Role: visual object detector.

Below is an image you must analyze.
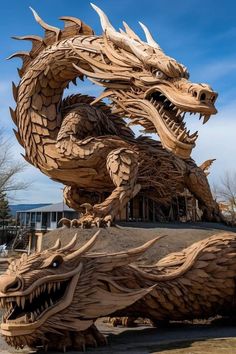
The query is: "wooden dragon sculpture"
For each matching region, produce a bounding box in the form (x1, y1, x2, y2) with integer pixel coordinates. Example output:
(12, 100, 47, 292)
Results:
(1, 231, 236, 351)
(9, 4, 221, 226)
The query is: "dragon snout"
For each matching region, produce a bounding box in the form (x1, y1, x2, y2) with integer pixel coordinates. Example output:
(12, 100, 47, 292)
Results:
(0, 275, 23, 293)
(191, 84, 217, 104)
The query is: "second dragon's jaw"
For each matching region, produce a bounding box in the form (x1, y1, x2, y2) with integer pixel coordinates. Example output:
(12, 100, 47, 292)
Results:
(0, 279, 70, 326)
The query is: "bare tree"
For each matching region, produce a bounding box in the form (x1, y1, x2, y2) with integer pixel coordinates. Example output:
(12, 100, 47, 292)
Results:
(0, 130, 29, 195)
(214, 171, 236, 223)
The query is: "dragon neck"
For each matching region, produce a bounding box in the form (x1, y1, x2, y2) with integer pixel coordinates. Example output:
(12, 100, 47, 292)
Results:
(15, 36, 102, 168)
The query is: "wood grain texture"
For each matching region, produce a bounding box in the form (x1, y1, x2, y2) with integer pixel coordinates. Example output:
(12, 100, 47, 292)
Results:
(0, 232, 236, 350)
(10, 4, 222, 227)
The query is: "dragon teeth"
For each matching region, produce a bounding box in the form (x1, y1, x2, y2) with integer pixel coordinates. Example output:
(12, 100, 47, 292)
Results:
(189, 131, 198, 138)
(177, 109, 182, 116)
(181, 112, 186, 120)
(48, 283, 52, 293)
(21, 297, 25, 310)
(16, 297, 21, 307)
(178, 131, 186, 141)
(175, 126, 181, 135)
(203, 115, 210, 124)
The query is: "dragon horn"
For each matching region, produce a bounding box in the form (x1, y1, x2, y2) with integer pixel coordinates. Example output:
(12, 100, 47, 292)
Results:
(29, 7, 60, 40)
(139, 21, 161, 50)
(91, 3, 131, 49)
(91, 3, 151, 62)
(58, 233, 79, 253)
(92, 235, 166, 271)
(49, 238, 61, 251)
(90, 3, 116, 33)
(122, 21, 142, 42)
(112, 235, 165, 258)
(127, 39, 150, 62)
(65, 230, 100, 260)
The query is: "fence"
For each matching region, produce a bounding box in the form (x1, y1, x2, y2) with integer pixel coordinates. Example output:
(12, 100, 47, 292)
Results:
(0, 226, 18, 246)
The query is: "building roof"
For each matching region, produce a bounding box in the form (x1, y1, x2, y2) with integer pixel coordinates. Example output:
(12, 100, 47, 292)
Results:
(17, 202, 76, 213)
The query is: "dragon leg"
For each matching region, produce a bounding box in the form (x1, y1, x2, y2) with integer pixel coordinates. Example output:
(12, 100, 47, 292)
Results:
(185, 163, 224, 222)
(71, 324, 107, 351)
(30, 325, 107, 352)
(76, 148, 141, 227)
(59, 186, 101, 227)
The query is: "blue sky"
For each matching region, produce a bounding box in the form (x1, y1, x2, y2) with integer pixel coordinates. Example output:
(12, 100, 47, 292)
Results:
(1, 0, 236, 204)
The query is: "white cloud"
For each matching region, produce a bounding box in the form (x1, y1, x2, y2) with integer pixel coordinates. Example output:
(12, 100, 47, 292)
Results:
(194, 57, 236, 83)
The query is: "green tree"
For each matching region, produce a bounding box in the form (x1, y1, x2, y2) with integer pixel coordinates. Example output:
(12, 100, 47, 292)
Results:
(0, 193, 11, 225)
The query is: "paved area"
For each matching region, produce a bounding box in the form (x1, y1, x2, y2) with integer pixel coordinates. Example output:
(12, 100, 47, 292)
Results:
(1, 319, 236, 353)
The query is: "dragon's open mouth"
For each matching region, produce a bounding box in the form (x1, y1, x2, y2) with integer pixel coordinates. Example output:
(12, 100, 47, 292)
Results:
(1, 279, 70, 325)
(147, 90, 209, 145)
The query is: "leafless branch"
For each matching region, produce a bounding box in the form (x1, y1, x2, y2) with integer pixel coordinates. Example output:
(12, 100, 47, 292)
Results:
(214, 171, 236, 222)
(0, 130, 29, 195)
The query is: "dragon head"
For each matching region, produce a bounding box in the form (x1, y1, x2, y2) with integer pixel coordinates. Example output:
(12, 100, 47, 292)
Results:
(73, 4, 217, 159)
(0, 231, 159, 349)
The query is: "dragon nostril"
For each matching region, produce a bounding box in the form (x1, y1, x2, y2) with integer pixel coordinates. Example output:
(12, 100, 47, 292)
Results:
(5, 277, 22, 292)
(211, 95, 216, 103)
(193, 91, 197, 98)
(200, 93, 206, 101)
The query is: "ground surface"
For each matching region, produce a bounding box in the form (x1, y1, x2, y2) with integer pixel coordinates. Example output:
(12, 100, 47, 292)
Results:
(1, 222, 236, 353)
(41, 221, 236, 265)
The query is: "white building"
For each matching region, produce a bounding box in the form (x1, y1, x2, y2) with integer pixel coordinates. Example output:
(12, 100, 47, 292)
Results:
(16, 202, 78, 231)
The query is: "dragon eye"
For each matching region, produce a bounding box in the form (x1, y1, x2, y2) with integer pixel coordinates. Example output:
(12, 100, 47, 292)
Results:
(154, 70, 166, 79)
(52, 261, 60, 268)
(49, 256, 63, 268)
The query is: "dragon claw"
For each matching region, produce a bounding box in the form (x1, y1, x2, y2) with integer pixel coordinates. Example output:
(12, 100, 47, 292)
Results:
(59, 213, 113, 229)
(80, 203, 93, 213)
(109, 316, 136, 327)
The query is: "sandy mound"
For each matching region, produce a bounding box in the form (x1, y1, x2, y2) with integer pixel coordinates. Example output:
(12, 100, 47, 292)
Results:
(41, 222, 236, 264)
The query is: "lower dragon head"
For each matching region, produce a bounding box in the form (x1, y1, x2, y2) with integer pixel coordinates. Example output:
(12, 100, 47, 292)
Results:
(0, 231, 160, 350)
(72, 4, 218, 159)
